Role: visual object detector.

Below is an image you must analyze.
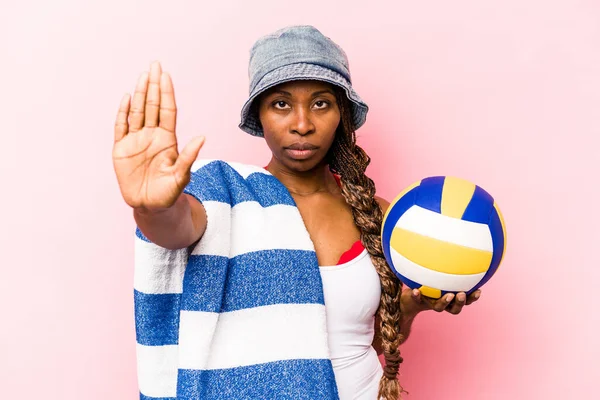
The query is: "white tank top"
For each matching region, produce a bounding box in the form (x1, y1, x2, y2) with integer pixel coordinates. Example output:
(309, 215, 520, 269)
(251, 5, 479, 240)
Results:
(320, 248, 383, 399)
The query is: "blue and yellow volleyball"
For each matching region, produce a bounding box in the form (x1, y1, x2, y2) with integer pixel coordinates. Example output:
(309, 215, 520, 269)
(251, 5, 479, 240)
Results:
(381, 176, 506, 299)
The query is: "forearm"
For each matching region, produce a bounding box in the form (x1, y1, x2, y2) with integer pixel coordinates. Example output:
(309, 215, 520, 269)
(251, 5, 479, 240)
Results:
(399, 312, 417, 345)
(373, 311, 418, 355)
(134, 193, 205, 250)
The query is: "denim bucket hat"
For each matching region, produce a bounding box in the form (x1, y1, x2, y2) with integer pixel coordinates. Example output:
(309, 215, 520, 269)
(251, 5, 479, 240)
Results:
(239, 25, 369, 137)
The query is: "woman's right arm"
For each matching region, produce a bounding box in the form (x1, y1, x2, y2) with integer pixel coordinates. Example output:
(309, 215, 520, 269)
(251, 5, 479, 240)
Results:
(134, 193, 207, 250)
(113, 61, 206, 250)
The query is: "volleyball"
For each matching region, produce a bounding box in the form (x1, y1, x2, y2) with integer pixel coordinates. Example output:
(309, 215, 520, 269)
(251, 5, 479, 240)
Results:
(381, 176, 506, 299)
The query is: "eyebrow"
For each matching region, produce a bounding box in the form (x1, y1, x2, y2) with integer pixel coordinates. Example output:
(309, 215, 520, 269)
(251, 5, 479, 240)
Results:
(268, 89, 336, 98)
(311, 89, 336, 97)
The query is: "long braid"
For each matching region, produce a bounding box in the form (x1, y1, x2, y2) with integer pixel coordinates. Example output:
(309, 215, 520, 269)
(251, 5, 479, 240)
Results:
(328, 89, 407, 399)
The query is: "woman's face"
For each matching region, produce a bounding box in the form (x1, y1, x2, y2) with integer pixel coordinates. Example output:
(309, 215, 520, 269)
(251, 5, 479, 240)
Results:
(258, 80, 340, 172)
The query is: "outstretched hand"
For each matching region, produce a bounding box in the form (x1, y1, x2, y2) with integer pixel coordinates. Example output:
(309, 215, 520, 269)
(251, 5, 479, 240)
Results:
(400, 286, 481, 318)
(112, 61, 205, 211)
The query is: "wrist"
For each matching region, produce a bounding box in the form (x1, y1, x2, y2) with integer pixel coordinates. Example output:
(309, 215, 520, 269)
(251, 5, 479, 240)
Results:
(400, 310, 418, 322)
(134, 194, 187, 217)
(134, 206, 172, 216)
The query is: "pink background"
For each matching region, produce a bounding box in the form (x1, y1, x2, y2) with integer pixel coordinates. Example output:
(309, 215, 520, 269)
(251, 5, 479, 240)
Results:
(2, 0, 598, 398)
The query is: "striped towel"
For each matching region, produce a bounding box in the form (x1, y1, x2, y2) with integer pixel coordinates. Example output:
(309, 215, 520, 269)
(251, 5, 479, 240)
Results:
(134, 160, 340, 399)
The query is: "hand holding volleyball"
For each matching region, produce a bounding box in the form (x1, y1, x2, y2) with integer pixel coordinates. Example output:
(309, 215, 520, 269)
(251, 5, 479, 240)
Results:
(399, 285, 481, 317)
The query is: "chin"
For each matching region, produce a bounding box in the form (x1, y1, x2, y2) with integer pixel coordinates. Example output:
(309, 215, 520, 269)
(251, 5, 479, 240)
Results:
(281, 155, 324, 172)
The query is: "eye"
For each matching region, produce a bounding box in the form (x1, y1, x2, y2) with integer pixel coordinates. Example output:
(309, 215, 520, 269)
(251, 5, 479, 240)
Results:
(313, 100, 329, 109)
(273, 100, 290, 110)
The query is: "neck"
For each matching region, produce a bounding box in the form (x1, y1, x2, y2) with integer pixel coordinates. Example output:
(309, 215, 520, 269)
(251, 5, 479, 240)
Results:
(266, 158, 339, 196)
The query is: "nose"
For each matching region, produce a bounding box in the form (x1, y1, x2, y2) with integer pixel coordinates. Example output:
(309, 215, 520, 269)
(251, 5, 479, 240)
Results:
(290, 107, 315, 136)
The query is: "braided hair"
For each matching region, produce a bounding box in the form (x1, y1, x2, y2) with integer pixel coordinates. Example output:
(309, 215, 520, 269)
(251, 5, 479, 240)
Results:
(327, 88, 407, 399)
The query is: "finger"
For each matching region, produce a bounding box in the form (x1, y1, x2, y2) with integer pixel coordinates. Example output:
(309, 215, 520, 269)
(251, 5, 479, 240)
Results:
(410, 289, 421, 303)
(433, 293, 454, 312)
(159, 72, 177, 132)
(129, 71, 149, 132)
(145, 61, 162, 128)
(114, 94, 130, 142)
(446, 292, 467, 315)
(466, 290, 482, 306)
(174, 136, 206, 183)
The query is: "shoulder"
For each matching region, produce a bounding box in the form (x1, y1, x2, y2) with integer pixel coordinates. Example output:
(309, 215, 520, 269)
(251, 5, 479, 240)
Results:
(185, 159, 289, 207)
(185, 159, 270, 203)
(375, 196, 390, 214)
(190, 159, 267, 178)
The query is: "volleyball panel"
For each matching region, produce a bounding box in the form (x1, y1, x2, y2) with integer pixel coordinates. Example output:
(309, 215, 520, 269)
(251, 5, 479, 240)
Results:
(467, 203, 506, 292)
(381, 185, 421, 271)
(414, 176, 444, 214)
(389, 227, 493, 275)
(462, 185, 495, 224)
(440, 176, 476, 219)
(393, 205, 493, 252)
(389, 247, 486, 293)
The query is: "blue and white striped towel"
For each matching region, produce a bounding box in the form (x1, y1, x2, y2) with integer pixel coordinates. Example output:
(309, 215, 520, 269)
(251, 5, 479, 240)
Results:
(134, 160, 340, 399)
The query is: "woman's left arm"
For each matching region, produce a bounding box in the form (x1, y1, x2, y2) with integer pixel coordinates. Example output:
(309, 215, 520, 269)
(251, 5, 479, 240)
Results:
(372, 197, 481, 354)
(373, 311, 416, 355)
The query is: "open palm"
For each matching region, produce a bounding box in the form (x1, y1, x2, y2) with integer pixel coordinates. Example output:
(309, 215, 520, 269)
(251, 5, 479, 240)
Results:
(112, 62, 204, 210)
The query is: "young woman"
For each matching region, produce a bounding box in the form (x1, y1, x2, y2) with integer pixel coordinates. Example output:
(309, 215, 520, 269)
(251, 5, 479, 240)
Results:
(113, 25, 481, 400)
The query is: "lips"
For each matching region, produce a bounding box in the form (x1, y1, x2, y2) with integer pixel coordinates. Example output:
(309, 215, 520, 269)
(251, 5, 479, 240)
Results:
(286, 143, 318, 150)
(284, 143, 319, 160)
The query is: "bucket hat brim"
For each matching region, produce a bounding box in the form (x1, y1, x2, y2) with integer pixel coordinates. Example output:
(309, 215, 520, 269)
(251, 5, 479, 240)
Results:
(239, 63, 368, 137)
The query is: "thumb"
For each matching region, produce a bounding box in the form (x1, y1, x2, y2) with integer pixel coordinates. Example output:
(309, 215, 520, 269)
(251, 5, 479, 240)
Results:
(175, 136, 206, 178)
